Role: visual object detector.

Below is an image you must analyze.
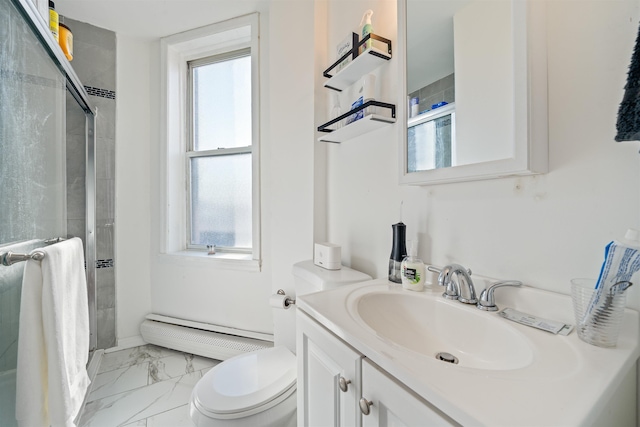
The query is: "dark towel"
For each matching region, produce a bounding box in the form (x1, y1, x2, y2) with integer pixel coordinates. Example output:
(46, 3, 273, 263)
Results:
(615, 22, 640, 142)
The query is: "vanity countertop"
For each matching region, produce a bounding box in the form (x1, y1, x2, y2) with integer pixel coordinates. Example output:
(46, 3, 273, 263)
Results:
(297, 278, 640, 426)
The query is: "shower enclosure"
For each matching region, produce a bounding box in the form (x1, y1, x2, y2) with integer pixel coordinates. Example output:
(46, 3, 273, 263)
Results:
(0, 0, 96, 424)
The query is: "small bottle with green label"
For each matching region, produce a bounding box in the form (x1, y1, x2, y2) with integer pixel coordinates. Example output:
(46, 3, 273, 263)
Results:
(401, 240, 425, 291)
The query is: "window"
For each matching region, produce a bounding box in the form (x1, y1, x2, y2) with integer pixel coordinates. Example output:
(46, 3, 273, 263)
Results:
(187, 50, 253, 252)
(161, 13, 260, 268)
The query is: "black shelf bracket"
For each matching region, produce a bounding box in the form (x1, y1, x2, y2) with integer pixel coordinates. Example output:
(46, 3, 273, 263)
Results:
(322, 32, 393, 85)
(317, 100, 396, 133)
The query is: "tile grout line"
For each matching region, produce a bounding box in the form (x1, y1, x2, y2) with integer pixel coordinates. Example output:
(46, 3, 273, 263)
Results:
(143, 403, 190, 425)
(82, 364, 212, 424)
(86, 362, 150, 403)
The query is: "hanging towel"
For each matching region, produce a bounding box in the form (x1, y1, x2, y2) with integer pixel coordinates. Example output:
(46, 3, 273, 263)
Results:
(615, 22, 640, 141)
(15, 237, 91, 427)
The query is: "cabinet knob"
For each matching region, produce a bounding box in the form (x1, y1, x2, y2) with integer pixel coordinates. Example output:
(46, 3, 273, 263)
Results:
(338, 376, 351, 392)
(359, 397, 373, 415)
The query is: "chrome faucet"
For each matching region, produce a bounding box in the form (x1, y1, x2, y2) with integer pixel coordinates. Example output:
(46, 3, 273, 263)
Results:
(428, 264, 477, 304)
(477, 280, 522, 311)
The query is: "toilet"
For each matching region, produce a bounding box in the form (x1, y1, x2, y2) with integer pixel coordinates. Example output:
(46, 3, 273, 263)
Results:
(189, 260, 372, 426)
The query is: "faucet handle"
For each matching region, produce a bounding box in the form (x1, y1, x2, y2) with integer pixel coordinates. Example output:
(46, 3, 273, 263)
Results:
(428, 265, 459, 300)
(477, 280, 522, 311)
(427, 265, 441, 274)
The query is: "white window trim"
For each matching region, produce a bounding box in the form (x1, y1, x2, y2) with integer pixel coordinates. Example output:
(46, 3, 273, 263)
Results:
(160, 13, 261, 271)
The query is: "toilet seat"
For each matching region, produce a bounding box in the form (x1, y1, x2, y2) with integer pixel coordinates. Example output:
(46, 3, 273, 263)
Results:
(192, 346, 296, 420)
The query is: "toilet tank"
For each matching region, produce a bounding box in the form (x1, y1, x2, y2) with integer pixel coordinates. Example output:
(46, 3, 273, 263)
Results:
(292, 260, 372, 296)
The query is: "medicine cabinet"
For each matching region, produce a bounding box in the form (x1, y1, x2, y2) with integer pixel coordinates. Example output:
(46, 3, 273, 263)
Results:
(398, 0, 548, 185)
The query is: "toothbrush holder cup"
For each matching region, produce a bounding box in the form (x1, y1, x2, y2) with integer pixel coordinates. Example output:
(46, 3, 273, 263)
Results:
(570, 278, 628, 348)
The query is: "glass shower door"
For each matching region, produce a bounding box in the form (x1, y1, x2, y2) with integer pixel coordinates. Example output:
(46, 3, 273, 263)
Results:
(0, 0, 69, 424)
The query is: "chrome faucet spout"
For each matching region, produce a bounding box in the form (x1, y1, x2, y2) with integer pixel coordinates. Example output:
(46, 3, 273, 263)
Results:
(434, 264, 477, 304)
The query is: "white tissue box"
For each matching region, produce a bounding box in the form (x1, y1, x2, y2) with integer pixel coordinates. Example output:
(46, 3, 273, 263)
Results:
(314, 242, 341, 270)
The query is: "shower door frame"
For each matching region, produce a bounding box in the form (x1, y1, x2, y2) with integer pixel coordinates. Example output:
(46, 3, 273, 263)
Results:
(11, 0, 98, 352)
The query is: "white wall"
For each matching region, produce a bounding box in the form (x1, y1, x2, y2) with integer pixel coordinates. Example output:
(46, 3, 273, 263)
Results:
(113, 1, 317, 346)
(147, 4, 273, 336)
(266, 0, 317, 350)
(115, 35, 152, 342)
(326, 0, 640, 313)
(325, 0, 401, 277)
(105, 0, 640, 349)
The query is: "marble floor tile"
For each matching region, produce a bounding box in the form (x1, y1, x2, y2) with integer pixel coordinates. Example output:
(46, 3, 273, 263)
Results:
(146, 404, 193, 427)
(122, 420, 146, 427)
(149, 354, 219, 384)
(99, 345, 183, 373)
(79, 370, 203, 427)
(77, 345, 220, 427)
(200, 366, 214, 377)
(88, 362, 150, 402)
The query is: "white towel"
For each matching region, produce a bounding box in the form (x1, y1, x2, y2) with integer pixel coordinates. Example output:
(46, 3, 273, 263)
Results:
(16, 237, 91, 427)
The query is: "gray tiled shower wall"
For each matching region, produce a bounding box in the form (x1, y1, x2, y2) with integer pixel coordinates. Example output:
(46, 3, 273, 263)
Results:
(409, 73, 455, 115)
(64, 18, 116, 350)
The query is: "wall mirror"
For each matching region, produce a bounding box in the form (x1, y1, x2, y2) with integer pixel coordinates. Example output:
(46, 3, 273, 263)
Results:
(398, 0, 548, 185)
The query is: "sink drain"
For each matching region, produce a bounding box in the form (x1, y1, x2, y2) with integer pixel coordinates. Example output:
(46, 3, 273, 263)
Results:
(435, 352, 459, 364)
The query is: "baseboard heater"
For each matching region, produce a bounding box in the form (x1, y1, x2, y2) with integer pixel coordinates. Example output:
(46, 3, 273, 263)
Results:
(140, 314, 273, 361)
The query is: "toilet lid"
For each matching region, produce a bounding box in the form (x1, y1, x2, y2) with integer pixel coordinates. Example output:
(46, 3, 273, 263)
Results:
(193, 346, 296, 416)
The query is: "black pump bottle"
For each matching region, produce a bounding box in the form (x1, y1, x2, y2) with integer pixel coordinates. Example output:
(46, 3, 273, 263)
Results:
(388, 222, 407, 283)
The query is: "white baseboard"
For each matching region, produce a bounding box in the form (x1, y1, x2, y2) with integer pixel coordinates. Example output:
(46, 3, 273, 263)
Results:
(145, 313, 274, 342)
(140, 319, 272, 361)
(106, 335, 147, 353)
(87, 349, 104, 379)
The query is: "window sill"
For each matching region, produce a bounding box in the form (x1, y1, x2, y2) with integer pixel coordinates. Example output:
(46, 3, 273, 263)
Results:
(158, 250, 261, 272)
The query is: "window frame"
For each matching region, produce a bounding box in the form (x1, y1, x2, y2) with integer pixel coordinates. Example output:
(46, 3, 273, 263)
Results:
(186, 48, 253, 253)
(160, 13, 261, 270)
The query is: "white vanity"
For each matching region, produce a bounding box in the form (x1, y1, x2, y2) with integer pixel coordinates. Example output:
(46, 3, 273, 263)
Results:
(296, 279, 640, 426)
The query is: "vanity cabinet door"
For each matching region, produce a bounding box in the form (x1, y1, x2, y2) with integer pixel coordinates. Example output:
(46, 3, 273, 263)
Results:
(360, 359, 458, 427)
(297, 310, 363, 427)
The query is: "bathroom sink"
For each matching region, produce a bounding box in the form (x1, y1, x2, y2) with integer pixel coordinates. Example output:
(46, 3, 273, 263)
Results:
(351, 291, 533, 370)
(297, 279, 640, 426)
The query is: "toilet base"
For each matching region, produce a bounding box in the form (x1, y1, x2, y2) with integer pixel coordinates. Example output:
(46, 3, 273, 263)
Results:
(189, 388, 297, 427)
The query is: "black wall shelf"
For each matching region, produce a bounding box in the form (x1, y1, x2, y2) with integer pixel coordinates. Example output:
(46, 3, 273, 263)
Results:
(323, 33, 392, 92)
(317, 100, 396, 144)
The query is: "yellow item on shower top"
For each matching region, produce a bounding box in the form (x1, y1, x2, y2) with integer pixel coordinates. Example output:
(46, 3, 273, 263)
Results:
(59, 23, 73, 61)
(48, 1, 59, 42)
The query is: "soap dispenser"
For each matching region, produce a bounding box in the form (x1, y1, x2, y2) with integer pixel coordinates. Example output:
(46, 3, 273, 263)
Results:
(359, 10, 374, 53)
(401, 240, 425, 291)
